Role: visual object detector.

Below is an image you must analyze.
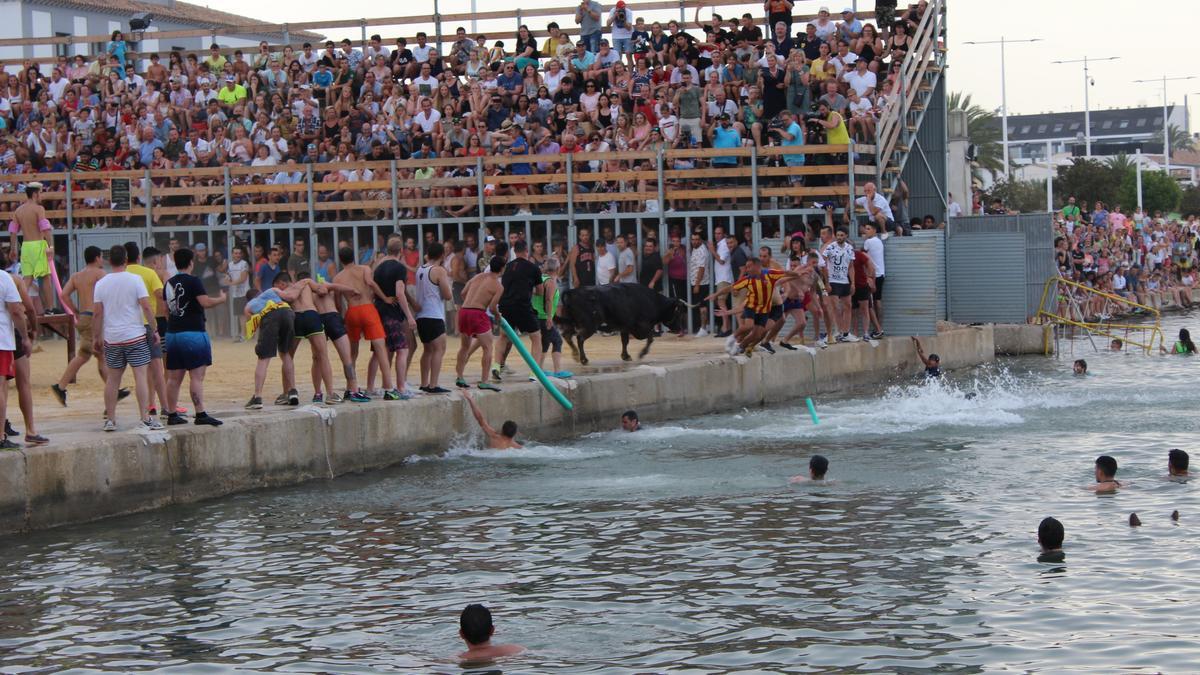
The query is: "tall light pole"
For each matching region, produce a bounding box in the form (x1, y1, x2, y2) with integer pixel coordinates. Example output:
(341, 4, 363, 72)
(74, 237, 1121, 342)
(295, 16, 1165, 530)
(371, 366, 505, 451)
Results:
(1052, 55, 1119, 158)
(1134, 75, 1196, 177)
(964, 37, 1041, 181)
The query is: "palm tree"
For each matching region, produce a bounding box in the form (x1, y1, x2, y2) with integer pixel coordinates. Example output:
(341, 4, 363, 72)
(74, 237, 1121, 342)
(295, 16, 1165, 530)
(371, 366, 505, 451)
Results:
(1104, 153, 1136, 177)
(1168, 125, 1195, 153)
(948, 91, 1004, 180)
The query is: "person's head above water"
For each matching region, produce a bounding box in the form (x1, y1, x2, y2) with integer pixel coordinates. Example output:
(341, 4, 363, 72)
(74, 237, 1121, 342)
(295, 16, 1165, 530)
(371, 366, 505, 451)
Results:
(1038, 516, 1064, 552)
(460, 604, 494, 646)
(1073, 359, 1088, 375)
(809, 455, 829, 480)
(621, 410, 640, 432)
(1095, 455, 1118, 482)
(500, 420, 517, 439)
(1169, 448, 1189, 476)
(1110, 338, 1123, 351)
(927, 353, 939, 364)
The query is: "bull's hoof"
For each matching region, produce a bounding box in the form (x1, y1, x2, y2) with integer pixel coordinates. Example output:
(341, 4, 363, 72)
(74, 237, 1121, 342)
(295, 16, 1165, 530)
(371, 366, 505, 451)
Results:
(580, 358, 589, 366)
(621, 353, 632, 362)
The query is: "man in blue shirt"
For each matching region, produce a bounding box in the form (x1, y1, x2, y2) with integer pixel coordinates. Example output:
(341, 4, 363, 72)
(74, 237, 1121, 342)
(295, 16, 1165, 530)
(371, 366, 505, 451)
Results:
(709, 113, 741, 167)
(776, 109, 805, 168)
(256, 246, 282, 292)
(137, 127, 164, 168)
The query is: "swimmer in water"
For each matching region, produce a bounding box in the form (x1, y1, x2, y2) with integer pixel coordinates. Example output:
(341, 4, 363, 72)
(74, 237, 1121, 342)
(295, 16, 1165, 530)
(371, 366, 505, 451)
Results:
(1073, 359, 1087, 375)
(457, 603, 525, 662)
(911, 336, 940, 378)
(1110, 338, 1123, 351)
(1160, 328, 1197, 355)
(1168, 448, 1189, 478)
(789, 454, 829, 483)
(1090, 454, 1120, 492)
(1037, 516, 1065, 563)
(461, 390, 522, 449)
(621, 409, 641, 432)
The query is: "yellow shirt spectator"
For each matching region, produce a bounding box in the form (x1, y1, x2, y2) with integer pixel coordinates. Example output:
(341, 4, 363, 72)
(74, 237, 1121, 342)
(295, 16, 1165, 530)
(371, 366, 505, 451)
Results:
(217, 82, 247, 106)
(126, 262, 163, 323)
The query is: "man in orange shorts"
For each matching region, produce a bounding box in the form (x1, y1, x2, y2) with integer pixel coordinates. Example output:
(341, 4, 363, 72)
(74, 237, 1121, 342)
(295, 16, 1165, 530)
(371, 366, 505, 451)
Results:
(332, 246, 399, 400)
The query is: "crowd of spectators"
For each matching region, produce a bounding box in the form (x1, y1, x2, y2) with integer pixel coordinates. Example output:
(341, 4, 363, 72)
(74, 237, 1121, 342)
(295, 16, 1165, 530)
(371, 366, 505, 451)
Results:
(1053, 198, 1200, 321)
(0, 1, 933, 222)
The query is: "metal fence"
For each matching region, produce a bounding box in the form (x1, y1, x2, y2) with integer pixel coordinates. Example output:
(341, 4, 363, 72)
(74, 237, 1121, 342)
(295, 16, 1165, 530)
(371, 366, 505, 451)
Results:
(882, 230, 945, 336)
(946, 213, 1056, 323)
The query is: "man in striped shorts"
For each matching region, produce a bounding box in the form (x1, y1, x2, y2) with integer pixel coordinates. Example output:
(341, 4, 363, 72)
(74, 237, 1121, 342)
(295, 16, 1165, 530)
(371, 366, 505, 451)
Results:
(92, 244, 161, 431)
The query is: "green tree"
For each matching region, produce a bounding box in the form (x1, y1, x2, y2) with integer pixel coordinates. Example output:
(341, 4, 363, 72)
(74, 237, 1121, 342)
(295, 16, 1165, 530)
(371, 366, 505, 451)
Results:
(1117, 170, 1182, 214)
(948, 91, 1004, 180)
(986, 179, 1048, 213)
(1053, 158, 1126, 209)
(1168, 125, 1195, 153)
(1178, 185, 1200, 218)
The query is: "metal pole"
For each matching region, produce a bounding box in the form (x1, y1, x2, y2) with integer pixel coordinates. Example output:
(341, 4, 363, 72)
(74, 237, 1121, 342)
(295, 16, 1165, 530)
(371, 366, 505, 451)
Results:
(1135, 148, 1143, 211)
(1163, 76, 1170, 177)
(565, 156, 575, 227)
(475, 157, 486, 220)
(471, 0, 478, 33)
(655, 146, 666, 232)
(305, 164, 316, 228)
(390, 159, 399, 222)
(360, 19, 367, 50)
(143, 169, 153, 232)
(64, 173, 73, 270)
(1045, 139, 1053, 212)
(222, 166, 233, 229)
(847, 142, 857, 228)
(1000, 37, 1009, 180)
(750, 144, 759, 229)
(433, 0, 443, 56)
(1083, 56, 1091, 158)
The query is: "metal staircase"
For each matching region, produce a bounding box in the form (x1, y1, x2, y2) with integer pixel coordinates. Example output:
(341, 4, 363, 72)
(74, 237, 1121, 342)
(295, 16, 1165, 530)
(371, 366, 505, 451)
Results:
(874, 0, 948, 199)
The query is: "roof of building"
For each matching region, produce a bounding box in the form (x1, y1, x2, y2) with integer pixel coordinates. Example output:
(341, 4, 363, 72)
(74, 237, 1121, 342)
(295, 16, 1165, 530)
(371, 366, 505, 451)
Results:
(990, 105, 1183, 142)
(27, 0, 322, 40)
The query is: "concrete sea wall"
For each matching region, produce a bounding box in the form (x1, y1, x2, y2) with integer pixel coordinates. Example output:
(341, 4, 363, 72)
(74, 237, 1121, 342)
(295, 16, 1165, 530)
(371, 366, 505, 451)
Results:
(0, 325, 998, 536)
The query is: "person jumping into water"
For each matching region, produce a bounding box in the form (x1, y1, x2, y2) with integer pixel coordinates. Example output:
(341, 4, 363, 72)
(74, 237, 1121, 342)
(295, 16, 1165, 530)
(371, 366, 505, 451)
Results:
(462, 389, 521, 449)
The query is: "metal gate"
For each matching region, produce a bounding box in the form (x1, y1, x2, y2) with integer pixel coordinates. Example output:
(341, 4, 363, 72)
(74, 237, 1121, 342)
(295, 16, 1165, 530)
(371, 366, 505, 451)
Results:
(70, 231, 147, 271)
(883, 230, 945, 336)
(947, 213, 1055, 323)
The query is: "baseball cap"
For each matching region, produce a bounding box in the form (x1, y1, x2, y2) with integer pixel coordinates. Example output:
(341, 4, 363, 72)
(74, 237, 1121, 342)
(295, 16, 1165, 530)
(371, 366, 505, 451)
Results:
(485, 235, 497, 242)
(818, 6, 830, 12)
(841, 7, 854, 13)
(194, 242, 207, 251)
(616, 0, 625, 6)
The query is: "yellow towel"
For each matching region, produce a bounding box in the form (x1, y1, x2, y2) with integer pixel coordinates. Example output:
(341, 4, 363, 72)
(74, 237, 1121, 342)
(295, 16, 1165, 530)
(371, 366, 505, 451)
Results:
(244, 300, 290, 340)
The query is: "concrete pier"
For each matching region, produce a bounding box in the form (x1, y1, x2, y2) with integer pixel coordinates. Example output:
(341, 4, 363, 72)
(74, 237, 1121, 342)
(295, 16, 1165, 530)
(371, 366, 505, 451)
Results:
(0, 325, 996, 536)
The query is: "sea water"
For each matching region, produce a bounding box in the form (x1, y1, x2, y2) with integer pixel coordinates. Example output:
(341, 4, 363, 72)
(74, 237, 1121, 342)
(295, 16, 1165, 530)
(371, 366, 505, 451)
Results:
(1, 318, 1198, 672)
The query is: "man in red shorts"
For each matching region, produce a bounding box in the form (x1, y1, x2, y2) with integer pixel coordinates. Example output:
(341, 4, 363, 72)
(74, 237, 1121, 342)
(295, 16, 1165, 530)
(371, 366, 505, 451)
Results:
(0, 262, 28, 448)
(454, 255, 504, 390)
(332, 246, 399, 400)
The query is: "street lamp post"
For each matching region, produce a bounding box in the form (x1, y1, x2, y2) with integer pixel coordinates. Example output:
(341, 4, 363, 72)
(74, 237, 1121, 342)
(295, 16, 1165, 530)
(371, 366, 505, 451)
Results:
(964, 37, 1041, 181)
(1052, 55, 1119, 158)
(1133, 75, 1196, 177)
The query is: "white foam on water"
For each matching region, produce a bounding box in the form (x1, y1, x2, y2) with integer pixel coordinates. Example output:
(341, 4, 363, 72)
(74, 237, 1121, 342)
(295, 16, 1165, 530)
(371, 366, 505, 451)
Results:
(405, 433, 615, 464)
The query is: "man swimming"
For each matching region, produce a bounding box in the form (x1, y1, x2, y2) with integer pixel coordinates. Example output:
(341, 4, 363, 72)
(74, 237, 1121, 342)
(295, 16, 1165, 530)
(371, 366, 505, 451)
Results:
(457, 603, 525, 662)
(461, 389, 521, 449)
(1168, 449, 1189, 478)
(789, 455, 829, 483)
(1073, 359, 1087, 375)
(1090, 454, 1120, 492)
(911, 336, 940, 378)
(620, 410, 640, 432)
(1037, 516, 1065, 563)
(1110, 338, 1123, 351)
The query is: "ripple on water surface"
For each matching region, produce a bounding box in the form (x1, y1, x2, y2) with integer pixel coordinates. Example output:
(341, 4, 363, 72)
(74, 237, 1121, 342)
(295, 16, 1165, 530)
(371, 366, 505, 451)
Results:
(1, 319, 1199, 672)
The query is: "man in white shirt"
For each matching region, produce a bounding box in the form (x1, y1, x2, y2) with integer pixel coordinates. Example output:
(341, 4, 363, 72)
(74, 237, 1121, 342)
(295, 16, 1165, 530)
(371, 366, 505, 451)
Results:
(711, 227, 734, 337)
(861, 221, 885, 336)
(842, 58, 876, 97)
(297, 42, 321, 73)
(92, 244, 160, 431)
(47, 68, 69, 103)
(855, 181, 897, 235)
(595, 239, 617, 285)
(615, 236, 636, 283)
(821, 227, 858, 342)
(947, 192, 964, 218)
(0, 265, 28, 448)
(688, 231, 711, 336)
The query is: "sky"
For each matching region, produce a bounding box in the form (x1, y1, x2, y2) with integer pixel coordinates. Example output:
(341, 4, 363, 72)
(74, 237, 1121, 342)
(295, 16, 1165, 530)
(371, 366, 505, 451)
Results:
(194, 0, 1200, 132)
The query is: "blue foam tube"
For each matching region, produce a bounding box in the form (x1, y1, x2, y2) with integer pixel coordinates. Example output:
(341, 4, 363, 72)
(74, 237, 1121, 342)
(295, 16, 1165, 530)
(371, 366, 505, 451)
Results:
(805, 397, 820, 425)
(499, 317, 574, 411)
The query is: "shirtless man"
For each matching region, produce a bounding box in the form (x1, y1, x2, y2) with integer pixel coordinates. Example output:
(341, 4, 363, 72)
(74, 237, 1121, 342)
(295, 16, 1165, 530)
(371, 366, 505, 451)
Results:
(454, 256, 503, 391)
(778, 252, 818, 350)
(789, 455, 829, 484)
(457, 603, 525, 662)
(288, 272, 339, 404)
(8, 182, 56, 312)
(51, 246, 129, 404)
(332, 246, 399, 400)
(1168, 448, 1189, 478)
(308, 276, 364, 402)
(461, 389, 521, 449)
(1091, 455, 1120, 492)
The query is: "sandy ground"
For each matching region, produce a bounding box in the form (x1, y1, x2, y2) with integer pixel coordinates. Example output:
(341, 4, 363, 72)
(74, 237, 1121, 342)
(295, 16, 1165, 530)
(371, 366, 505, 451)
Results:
(13, 327, 733, 445)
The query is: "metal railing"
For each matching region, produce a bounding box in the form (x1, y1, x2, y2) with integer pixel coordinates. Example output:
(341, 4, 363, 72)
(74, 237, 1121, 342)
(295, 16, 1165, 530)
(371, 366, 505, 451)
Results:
(1036, 276, 1164, 355)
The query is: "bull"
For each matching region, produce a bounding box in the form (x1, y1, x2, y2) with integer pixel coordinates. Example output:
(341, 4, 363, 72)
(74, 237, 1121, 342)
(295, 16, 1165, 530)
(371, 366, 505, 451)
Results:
(556, 283, 688, 365)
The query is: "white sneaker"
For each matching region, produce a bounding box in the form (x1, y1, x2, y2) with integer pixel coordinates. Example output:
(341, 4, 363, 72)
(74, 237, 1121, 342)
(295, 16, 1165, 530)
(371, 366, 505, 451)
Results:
(103, 419, 116, 432)
(725, 334, 737, 354)
(143, 417, 164, 430)
(817, 338, 828, 349)
(695, 328, 709, 338)
(843, 333, 862, 343)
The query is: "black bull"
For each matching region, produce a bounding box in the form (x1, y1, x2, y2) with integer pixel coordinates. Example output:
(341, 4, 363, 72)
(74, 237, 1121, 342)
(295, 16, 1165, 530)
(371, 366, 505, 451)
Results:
(556, 283, 689, 365)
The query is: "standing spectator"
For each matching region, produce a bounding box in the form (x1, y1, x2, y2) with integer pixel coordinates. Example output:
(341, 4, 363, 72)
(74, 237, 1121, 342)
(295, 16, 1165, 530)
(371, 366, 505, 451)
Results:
(0, 261, 27, 448)
(712, 227, 735, 337)
(164, 247, 226, 426)
(256, 246, 283, 292)
(576, 0, 604, 53)
(287, 237, 311, 281)
(861, 222, 885, 337)
(764, 0, 795, 33)
(615, 235, 636, 283)
(640, 237, 663, 291)
(226, 245, 251, 339)
(608, 1, 635, 59)
(688, 230, 711, 336)
(93, 245, 159, 431)
(567, 228, 597, 288)
(595, 238, 617, 285)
